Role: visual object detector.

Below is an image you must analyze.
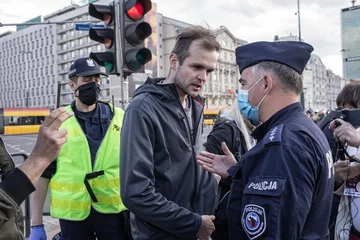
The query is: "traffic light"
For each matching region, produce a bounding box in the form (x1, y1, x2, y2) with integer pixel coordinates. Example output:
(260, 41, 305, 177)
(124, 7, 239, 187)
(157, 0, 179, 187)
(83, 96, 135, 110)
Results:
(88, 2, 119, 75)
(122, 0, 153, 75)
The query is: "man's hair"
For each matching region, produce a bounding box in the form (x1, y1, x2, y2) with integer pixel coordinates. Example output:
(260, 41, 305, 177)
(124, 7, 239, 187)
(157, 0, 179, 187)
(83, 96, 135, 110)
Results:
(252, 61, 303, 94)
(70, 76, 78, 83)
(171, 26, 221, 65)
(336, 80, 360, 108)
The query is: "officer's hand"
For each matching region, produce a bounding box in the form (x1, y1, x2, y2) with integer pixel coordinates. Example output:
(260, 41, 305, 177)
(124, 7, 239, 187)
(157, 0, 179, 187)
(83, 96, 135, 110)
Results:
(196, 215, 215, 240)
(29, 107, 74, 164)
(196, 142, 236, 178)
(330, 119, 360, 147)
(29, 225, 47, 240)
(334, 160, 360, 188)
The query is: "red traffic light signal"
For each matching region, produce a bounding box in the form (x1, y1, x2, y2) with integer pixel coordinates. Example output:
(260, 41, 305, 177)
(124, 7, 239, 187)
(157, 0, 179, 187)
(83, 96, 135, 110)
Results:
(122, 0, 153, 74)
(125, 0, 152, 21)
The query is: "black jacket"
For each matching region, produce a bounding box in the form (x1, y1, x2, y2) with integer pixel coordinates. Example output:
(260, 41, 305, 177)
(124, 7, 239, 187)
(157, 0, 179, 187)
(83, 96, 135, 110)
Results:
(227, 103, 334, 239)
(204, 119, 248, 227)
(120, 78, 218, 240)
(0, 136, 35, 240)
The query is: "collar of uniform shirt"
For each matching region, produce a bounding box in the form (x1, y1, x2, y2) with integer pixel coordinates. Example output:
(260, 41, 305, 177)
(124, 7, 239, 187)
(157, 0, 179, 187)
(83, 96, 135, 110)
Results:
(71, 101, 99, 123)
(251, 102, 303, 141)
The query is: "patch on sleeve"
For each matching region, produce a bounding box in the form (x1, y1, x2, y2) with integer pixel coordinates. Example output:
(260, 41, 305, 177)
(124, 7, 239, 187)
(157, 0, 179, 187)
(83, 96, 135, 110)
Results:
(244, 177, 286, 196)
(242, 204, 266, 239)
(263, 124, 284, 145)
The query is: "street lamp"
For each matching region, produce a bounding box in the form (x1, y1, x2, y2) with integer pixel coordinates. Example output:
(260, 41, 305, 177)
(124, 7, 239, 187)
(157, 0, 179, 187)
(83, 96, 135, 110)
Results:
(21, 51, 32, 108)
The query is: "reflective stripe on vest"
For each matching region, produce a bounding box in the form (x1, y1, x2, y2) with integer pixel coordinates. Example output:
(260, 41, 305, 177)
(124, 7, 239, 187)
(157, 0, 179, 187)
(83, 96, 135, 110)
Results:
(49, 104, 126, 220)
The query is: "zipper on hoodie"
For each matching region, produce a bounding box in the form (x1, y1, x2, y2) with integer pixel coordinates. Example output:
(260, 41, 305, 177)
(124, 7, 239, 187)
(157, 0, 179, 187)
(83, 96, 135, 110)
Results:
(172, 89, 205, 213)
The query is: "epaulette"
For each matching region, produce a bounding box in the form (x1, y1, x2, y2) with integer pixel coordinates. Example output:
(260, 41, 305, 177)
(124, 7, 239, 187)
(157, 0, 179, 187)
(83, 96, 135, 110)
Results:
(263, 124, 284, 146)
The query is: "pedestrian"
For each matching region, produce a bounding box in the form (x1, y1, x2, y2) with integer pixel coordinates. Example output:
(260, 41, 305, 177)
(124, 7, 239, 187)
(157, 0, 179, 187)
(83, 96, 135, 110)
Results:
(197, 41, 334, 239)
(0, 108, 73, 240)
(120, 26, 221, 240)
(317, 81, 360, 240)
(326, 81, 360, 240)
(203, 100, 253, 240)
(29, 57, 129, 240)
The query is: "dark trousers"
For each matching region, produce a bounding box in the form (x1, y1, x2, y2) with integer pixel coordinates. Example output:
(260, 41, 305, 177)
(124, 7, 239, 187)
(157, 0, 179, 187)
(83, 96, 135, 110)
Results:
(58, 207, 129, 240)
(212, 224, 229, 240)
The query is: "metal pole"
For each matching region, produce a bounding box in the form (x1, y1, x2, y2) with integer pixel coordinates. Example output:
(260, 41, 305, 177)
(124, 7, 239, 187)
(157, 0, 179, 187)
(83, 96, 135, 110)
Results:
(297, 0, 305, 109)
(297, 0, 302, 42)
(114, 0, 126, 110)
(56, 81, 61, 108)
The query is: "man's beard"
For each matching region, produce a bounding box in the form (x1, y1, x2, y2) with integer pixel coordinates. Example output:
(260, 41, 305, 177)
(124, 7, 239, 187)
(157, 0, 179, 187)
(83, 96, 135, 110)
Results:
(174, 67, 190, 96)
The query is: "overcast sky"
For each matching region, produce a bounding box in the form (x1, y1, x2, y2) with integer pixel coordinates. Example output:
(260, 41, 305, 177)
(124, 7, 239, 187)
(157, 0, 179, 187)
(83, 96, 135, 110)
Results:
(0, 0, 354, 77)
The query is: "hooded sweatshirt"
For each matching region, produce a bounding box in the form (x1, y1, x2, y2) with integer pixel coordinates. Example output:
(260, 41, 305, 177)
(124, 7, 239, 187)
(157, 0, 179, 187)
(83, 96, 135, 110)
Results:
(120, 78, 218, 240)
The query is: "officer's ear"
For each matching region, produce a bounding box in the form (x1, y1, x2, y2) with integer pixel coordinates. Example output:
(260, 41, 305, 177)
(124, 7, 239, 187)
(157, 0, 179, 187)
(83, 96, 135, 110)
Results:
(263, 75, 273, 93)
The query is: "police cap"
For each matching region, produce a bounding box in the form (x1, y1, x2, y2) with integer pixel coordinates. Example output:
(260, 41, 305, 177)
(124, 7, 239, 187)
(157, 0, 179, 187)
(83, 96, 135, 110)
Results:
(68, 57, 107, 78)
(235, 41, 314, 74)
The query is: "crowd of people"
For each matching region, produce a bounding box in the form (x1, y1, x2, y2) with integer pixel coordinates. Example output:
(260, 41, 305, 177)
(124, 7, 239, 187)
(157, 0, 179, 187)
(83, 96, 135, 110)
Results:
(1, 25, 360, 240)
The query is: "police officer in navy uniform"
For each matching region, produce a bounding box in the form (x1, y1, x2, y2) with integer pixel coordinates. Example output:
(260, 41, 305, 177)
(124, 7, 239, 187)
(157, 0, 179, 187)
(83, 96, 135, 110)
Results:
(197, 41, 334, 239)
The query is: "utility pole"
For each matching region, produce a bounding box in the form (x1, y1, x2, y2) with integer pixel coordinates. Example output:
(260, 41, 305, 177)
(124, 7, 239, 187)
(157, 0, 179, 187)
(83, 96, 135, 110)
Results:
(297, 0, 306, 109)
(297, 0, 302, 42)
(115, 0, 126, 109)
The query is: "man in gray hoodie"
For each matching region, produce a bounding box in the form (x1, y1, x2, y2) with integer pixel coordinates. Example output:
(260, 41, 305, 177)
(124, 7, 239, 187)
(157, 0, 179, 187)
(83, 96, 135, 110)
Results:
(120, 26, 221, 240)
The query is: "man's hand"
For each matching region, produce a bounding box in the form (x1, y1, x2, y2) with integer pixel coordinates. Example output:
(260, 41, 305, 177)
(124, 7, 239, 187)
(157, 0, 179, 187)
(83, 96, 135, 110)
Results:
(196, 142, 237, 178)
(19, 107, 73, 185)
(330, 118, 360, 147)
(196, 215, 215, 240)
(334, 160, 360, 188)
(29, 107, 73, 164)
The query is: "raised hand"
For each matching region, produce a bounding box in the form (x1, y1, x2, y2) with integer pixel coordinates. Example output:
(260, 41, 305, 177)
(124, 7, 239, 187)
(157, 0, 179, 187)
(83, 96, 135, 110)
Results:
(196, 142, 237, 178)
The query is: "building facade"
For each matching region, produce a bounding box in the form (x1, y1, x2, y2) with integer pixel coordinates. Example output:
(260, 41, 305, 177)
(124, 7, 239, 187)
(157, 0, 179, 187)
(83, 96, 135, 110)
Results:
(303, 54, 342, 110)
(0, 0, 246, 110)
(0, 24, 58, 108)
(275, 35, 344, 110)
(341, 4, 360, 80)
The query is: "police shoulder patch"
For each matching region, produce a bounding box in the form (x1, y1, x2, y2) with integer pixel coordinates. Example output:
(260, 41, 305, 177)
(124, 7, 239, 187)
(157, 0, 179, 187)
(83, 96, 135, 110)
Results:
(242, 204, 266, 239)
(263, 123, 284, 145)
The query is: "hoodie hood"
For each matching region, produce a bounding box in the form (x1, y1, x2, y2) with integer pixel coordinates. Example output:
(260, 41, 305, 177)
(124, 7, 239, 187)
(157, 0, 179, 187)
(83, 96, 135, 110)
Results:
(133, 77, 205, 105)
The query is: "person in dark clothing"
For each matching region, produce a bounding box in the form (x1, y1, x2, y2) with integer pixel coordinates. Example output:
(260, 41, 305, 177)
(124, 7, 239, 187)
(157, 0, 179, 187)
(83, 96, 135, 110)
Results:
(203, 102, 253, 240)
(120, 26, 221, 240)
(321, 81, 360, 240)
(0, 108, 73, 240)
(197, 41, 334, 239)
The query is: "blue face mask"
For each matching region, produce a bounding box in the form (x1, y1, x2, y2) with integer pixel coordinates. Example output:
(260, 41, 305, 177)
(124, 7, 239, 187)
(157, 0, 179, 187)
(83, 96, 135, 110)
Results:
(237, 77, 268, 123)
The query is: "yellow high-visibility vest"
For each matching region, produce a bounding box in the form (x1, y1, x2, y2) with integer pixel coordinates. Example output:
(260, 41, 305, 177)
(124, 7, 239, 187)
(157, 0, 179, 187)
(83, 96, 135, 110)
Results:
(49, 104, 126, 220)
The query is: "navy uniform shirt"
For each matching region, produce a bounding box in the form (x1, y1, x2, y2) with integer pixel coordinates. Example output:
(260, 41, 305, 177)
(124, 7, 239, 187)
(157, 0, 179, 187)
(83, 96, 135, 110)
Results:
(227, 102, 334, 240)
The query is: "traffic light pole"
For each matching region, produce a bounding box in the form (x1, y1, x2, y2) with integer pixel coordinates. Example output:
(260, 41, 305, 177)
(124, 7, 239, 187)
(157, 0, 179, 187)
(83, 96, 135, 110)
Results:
(114, 0, 127, 109)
